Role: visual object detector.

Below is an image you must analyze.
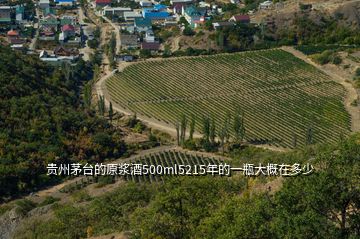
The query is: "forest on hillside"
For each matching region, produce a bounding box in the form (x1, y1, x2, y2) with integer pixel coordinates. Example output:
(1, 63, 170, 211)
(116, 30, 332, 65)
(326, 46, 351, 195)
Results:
(12, 135, 360, 239)
(0, 46, 127, 201)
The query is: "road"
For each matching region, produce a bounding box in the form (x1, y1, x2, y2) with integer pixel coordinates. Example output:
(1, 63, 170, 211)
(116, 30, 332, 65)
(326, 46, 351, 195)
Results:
(78, 6, 95, 61)
(29, 7, 40, 51)
(101, 15, 121, 55)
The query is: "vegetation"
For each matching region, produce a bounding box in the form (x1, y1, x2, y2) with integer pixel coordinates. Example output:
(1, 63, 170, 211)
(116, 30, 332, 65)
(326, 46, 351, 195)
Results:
(106, 49, 350, 148)
(0, 46, 126, 201)
(13, 135, 360, 239)
(312, 50, 343, 65)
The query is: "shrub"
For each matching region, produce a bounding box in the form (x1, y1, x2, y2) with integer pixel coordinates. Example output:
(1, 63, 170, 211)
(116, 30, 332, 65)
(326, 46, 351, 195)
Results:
(38, 196, 60, 207)
(183, 26, 195, 36)
(71, 190, 92, 202)
(15, 199, 37, 216)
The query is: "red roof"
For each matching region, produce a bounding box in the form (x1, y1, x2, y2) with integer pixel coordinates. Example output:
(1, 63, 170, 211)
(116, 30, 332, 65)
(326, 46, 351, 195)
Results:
(95, 0, 111, 3)
(172, 3, 186, 10)
(62, 24, 75, 32)
(7, 30, 19, 36)
(232, 15, 250, 22)
(141, 42, 160, 50)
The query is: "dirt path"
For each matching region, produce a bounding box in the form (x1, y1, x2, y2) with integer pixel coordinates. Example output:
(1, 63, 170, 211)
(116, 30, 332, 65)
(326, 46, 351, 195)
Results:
(282, 46, 360, 133)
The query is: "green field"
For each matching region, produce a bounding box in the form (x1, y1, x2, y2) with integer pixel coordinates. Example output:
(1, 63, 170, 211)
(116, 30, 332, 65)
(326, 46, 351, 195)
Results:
(106, 49, 351, 148)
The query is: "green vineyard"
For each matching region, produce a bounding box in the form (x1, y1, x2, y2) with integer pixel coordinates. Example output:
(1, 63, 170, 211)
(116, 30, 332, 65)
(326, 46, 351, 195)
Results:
(106, 49, 351, 148)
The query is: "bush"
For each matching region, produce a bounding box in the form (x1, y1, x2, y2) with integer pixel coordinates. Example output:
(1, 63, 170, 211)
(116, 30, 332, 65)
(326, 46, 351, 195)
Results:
(312, 50, 333, 65)
(96, 176, 115, 188)
(38, 196, 60, 207)
(15, 199, 37, 216)
(71, 190, 92, 202)
(332, 55, 342, 65)
(87, 39, 99, 49)
(183, 26, 195, 36)
(133, 121, 145, 133)
(183, 139, 198, 150)
(355, 67, 360, 77)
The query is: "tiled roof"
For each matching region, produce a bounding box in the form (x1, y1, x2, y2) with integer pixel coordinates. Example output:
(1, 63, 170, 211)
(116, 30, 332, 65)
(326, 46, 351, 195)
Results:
(62, 24, 75, 31)
(96, 0, 111, 4)
(141, 42, 160, 50)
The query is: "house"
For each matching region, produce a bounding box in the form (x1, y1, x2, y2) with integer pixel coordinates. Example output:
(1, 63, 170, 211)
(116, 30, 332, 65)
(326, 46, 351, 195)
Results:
(102, 6, 132, 17)
(0, 6, 11, 24)
(40, 16, 59, 31)
(117, 54, 134, 62)
(230, 0, 239, 4)
(229, 15, 250, 24)
(170, 0, 193, 4)
(144, 29, 155, 42)
(183, 5, 206, 28)
(126, 25, 135, 34)
(95, 0, 111, 8)
(141, 42, 160, 51)
(140, 0, 152, 7)
(54, 46, 79, 56)
(39, 0, 50, 9)
(212, 21, 234, 30)
(43, 7, 55, 17)
(39, 50, 77, 64)
(123, 11, 143, 22)
(61, 24, 76, 38)
(55, 0, 75, 6)
(7, 30, 25, 44)
(171, 3, 188, 15)
(134, 17, 152, 32)
(120, 34, 138, 49)
(15, 5, 25, 23)
(142, 5, 170, 21)
(60, 15, 77, 26)
(259, 0, 273, 10)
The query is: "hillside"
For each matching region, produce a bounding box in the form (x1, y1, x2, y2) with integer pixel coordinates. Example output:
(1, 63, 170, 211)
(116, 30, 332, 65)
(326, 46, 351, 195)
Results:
(5, 135, 360, 239)
(106, 49, 350, 148)
(0, 46, 126, 201)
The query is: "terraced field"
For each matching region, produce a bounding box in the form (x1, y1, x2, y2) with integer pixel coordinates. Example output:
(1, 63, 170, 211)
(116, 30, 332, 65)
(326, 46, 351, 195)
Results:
(106, 49, 351, 148)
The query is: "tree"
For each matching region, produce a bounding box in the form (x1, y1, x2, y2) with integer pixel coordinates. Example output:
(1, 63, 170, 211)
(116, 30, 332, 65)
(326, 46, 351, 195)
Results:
(273, 135, 360, 238)
(224, 111, 231, 142)
(218, 126, 226, 155)
(233, 108, 245, 143)
(98, 95, 106, 116)
(83, 83, 92, 109)
(139, 49, 152, 58)
(180, 114, 187, 145)
(183, 26, 195, 36)
(175, 122, 180, 146)
(306, 126, 313, 145)
(189, 114, 195, 140)
(292, 133, 298, 148)
(108, 101, 114, 122)
(202, 116, 210, 143)
(209, 117, 216, 144)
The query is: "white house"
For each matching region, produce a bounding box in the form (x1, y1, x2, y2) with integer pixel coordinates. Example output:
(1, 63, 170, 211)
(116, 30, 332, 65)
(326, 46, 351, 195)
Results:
(39, 0, 50, 9)
(259, 0, 273, 10)
(123, 11, 143, 22)
(170, 0, 193, 4)
(140, 0, 152, 7)
(102, 6, 132, 17)
(145, 29, 155, 43)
